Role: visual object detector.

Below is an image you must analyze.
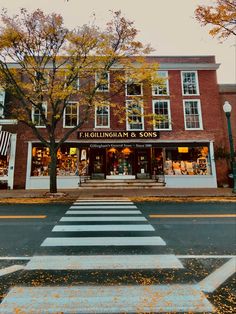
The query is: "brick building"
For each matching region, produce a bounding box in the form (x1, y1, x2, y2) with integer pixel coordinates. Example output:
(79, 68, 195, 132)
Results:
(0, 55, 235, 189)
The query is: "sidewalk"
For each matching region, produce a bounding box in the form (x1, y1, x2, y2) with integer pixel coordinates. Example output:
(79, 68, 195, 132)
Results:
(0, 187, 235, 202)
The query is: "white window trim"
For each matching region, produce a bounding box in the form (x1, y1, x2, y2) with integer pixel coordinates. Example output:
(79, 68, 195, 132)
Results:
(32, 103, 47, 128)
(152, 99, 172, 131)
(181, 71, 200, 96)
(152, 71, 169, 96)
(183, 99, 203, 130)
(95, 104, 110, 129)
(126, 100, 144, 131)
(95, 71, 110, 92)
(0, 89, 6, 118)
(63, 101, 79, 128)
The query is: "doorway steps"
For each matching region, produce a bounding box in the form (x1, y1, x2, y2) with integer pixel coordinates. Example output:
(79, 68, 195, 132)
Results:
(79, 179, 165, 189)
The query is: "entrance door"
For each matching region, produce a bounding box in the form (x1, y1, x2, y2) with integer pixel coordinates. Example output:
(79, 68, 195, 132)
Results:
(135, 149, 151, 179)
(106, 147, 134, 176)
(90, 148, 106, 179)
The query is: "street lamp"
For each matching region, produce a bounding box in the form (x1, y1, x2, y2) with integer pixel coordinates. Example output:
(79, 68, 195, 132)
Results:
(223, 101, 236, 193)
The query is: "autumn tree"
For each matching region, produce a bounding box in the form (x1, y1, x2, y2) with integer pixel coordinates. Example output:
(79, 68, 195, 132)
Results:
(195, 0, 236, 40)
(0, 9, 160, 193)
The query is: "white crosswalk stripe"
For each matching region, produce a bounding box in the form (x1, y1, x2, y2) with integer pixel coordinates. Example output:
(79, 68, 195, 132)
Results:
(60, 216, 147, 221)
(41, 236, 166, 246)
(52, 224, 154, 232)
(25, 254, 184, 270)
(70, 205, 137, 209)
(66, 210, 141, 214)
(0, 285, 214, 313)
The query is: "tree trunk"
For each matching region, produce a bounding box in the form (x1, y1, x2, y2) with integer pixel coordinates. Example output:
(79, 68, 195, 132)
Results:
(49, 147, 58, 193)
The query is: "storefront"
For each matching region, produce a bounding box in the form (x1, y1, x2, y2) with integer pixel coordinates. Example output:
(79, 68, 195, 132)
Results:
(25, 131, 217, 189)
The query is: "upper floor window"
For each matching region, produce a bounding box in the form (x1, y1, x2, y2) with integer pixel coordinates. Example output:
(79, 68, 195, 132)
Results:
(152, 71, 169, 96)
(153, 100, 171, 130)
(126, 100, 144, 130)
(0, 90, 6, 118)
(95, 104, 110, 128)
(183, 100, 203, 130)
(126, 79, 143, 96)
(32, 103, 47, 127)
(35, 71, 49, 91)
(181, 71, 199, 95)
(63, 102, 79, 128)
(95, 72, 109, 92)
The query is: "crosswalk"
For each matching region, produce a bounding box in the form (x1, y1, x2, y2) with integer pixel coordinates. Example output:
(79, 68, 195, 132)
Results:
(0, 198, 215, 313)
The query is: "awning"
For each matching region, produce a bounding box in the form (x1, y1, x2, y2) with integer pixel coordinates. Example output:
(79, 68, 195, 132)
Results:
(0, 131, 11, 156)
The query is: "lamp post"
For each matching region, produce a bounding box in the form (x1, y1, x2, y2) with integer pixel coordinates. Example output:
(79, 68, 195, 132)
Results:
(223, 101, 236, 193)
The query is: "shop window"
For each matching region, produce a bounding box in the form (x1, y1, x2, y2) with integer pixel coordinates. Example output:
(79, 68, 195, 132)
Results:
(183, 100, 203, 130)
(32, 103, 47, 127)
(164, 146, 211, 176)
(95, 104, 110, 128)
(95, 72, 109, 92)
(126, 100, 144, 130)
(0, 156, 8, 177)
(181, 71, 199, 95)
(152, 71, 169, 96)
(63, 102, 79, 127)
(153, 100, 171, 130)
(31, 144, 89, 177)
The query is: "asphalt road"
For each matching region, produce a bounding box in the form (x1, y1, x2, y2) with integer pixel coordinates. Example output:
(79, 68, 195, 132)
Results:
(0, 200, 235, 313)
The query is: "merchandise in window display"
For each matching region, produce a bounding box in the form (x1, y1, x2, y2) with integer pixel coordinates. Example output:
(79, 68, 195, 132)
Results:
(164, 146, 211, 176)
(31, 146, 89, 177)
(0, 157, 8, 176)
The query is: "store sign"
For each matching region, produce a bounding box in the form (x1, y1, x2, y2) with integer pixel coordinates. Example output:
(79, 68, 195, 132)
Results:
(78, 131, 159, 140)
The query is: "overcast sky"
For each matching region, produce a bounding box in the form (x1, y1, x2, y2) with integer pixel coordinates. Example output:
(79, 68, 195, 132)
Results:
(0, 0, 235, 84)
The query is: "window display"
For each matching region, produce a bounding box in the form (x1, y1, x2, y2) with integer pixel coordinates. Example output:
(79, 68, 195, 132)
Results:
(31, 145, 89, 177)
(164, 146, 211, 176)
(0, 156, 8, 176)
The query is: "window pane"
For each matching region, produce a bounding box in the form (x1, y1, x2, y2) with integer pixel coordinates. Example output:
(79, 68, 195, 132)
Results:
(153, 101, 170, 129)
(127, 83, 142, 96)
(182, 72, 198, 95)
(64, 103, 78, 127)
(96, 72, 109, 91)
(153, 71, 168, 95)
(184, 101, 201, 129)
(96, 105, 109, 127)
(127, 102, 143, 130)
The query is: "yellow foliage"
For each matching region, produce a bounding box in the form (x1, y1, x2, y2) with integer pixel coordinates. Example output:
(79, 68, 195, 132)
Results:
(195, 0, 236, 40)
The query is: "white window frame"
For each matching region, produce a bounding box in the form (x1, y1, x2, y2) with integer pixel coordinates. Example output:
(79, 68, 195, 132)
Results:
(32, 102, 47, 128)
(0, 90, 6, 118)
(181, 71, 199, 96)
(95, 71, 110, 92)
(152, 99, 172, 131)
(95, 103, 110, 128)
(126, 100, 144, 131)
(152, 71, 169, 96)
(183, 99, 203, 130)
(63, 101, 79, 128)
